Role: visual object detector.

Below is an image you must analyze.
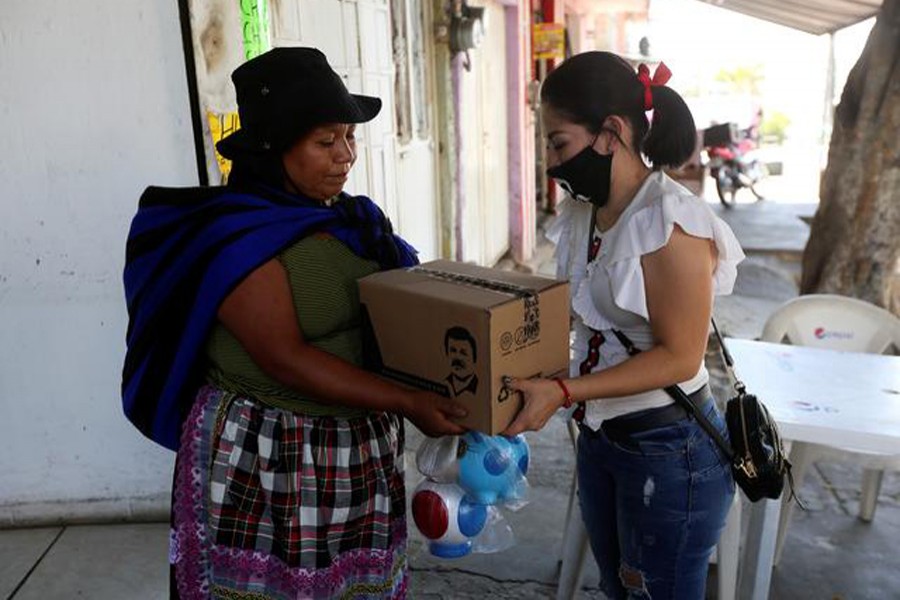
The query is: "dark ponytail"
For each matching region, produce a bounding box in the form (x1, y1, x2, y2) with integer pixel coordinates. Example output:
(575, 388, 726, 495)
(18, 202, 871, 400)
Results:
(642, 84, 697, 168)
(541, 51, 697, 169)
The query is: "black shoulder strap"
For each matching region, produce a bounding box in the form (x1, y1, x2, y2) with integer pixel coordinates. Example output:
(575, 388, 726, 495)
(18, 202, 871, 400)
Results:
(610, 327, 735, 462)
(710, 318, 748, 396)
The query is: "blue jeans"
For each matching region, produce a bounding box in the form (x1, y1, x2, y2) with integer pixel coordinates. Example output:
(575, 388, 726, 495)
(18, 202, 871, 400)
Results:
(576, 400, 735, 599)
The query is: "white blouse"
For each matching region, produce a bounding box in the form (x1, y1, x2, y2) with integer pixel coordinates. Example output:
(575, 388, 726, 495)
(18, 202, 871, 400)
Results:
(546, 171, 746, 429)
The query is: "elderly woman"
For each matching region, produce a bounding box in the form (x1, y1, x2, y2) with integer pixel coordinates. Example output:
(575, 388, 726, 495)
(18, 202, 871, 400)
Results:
(122, 48, 466, 599)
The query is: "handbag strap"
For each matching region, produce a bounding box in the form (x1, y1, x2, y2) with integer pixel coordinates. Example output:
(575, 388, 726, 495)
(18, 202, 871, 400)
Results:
(610, 328, 735, 462)
(710, 318, 749, 396)
(580, 210, 738, 460)
(611, 329, 807, 507)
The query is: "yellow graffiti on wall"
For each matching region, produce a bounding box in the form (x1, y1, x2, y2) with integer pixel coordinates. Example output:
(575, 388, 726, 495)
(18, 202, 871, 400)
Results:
(207, 111, 241, 180)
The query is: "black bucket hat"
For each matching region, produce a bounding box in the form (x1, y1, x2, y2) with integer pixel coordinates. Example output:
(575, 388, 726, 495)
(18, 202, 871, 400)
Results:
(216, 47, 382, 159)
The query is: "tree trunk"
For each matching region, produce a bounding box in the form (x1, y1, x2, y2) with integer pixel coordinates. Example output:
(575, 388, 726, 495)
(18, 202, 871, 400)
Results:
(801, 0, 900, 314)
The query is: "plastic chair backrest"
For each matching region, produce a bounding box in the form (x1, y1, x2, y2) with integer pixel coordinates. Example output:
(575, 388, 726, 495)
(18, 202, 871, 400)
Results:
(760, 294, 900, 355)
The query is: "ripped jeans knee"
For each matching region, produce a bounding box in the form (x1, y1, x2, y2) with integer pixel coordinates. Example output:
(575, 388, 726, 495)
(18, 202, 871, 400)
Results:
(619, 563, 651, 599)
(576, 407, 735, 600)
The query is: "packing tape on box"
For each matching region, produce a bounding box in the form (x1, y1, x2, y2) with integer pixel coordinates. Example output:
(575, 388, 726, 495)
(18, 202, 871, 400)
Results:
(409, 266, 538, 300)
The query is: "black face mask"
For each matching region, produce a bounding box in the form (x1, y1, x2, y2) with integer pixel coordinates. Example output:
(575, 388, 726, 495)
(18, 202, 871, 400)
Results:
(546, 136, 613, 208)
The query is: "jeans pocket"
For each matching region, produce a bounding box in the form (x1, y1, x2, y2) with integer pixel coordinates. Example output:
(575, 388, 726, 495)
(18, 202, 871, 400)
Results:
(689, 422, 733, 477)
(608, 421, 689, 458)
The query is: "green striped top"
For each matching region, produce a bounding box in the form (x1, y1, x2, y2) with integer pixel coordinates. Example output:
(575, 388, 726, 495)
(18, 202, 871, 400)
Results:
(203, 232, 380, 417)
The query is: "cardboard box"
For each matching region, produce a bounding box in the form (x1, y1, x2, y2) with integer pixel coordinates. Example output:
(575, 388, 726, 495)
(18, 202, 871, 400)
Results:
(359, 260, 570, 434)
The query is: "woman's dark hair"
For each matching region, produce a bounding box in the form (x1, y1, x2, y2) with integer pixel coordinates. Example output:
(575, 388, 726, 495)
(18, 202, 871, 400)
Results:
(540, 51, 696, 169)
(226, 152, 286, 189)
(226, 123, 314, 190)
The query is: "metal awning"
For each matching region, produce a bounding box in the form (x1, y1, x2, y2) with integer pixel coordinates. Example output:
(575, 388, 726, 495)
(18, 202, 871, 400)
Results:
(696, 0, 882, 35)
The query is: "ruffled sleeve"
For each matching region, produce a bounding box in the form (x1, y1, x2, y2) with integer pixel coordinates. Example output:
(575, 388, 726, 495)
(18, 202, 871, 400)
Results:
(546, 196, 594, 289)
(600, 191, 746, 322)
(571, 260, 618, 331)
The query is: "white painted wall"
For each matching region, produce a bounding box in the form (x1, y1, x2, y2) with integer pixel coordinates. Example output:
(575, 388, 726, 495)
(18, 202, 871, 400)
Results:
(396, 142, 439, 260)
(0, 1, 197, 524)
(272, 0, 408, 236)
(394, 0, 441, 262)
(459, 0, 510, 266)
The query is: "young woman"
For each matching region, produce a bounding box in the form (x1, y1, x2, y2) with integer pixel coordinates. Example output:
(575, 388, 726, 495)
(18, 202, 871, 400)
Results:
(123, 48, 466, 599)
(503, 52, 745, 599)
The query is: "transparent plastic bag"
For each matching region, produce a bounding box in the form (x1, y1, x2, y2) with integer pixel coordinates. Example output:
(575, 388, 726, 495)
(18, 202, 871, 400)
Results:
(411, 432, 530, 558)
(456, 432, 530, 509)
(470, 505, 515, 554)
(415, 435, 460, 483)
(410, 479, 488, 558)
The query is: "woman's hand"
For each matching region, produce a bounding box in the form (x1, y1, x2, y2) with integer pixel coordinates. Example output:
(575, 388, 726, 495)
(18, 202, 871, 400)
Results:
(217, 259, 469, 422)
(500, 377, 566, 436)
(402, 390, 469, 437)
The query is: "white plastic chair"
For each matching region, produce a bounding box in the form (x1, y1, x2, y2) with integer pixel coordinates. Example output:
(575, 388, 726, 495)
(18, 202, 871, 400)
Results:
(759, 294, 900, 565)
(556, 420, 742, 600)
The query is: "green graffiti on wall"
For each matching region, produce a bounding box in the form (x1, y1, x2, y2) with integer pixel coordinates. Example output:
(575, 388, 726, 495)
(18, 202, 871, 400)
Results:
(240, 0, 270, 60)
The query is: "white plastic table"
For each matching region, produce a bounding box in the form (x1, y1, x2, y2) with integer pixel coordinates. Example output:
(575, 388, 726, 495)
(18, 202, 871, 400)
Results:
(726, 338, 900, 600)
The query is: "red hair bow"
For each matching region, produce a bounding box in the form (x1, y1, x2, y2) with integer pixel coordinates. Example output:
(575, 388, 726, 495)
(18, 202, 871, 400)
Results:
(637, 62, 672, 111)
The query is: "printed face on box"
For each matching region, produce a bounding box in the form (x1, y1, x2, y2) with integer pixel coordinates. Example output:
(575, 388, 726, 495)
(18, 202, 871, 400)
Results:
(444, 327, 478, 397)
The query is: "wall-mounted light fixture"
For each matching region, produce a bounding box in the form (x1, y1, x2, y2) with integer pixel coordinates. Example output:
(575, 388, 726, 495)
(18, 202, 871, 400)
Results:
(449, 1, 486, 71)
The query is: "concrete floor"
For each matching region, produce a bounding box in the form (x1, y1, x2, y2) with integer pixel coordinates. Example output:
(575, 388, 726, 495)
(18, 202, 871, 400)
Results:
(4, 195, 899, 599)
(406, 421, 900, 600)
(3, 432, 898, 599)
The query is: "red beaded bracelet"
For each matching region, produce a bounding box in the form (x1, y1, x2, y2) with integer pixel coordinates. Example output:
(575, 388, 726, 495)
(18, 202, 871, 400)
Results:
(553, 377, 574, 409)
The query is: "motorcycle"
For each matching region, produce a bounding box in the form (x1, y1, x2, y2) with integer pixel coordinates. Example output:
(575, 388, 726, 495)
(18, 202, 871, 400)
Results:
(702, 122, 766, 207)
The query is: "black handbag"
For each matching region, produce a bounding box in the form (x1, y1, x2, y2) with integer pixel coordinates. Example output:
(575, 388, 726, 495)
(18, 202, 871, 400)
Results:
(611, 324, 799, 504)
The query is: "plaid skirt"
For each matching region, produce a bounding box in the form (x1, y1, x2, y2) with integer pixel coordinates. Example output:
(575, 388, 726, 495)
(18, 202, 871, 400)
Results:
(170, 385, 408, 599)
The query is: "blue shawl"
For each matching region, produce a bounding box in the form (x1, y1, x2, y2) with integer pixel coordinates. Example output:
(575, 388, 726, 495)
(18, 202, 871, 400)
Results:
(122, 185, 417, 451)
